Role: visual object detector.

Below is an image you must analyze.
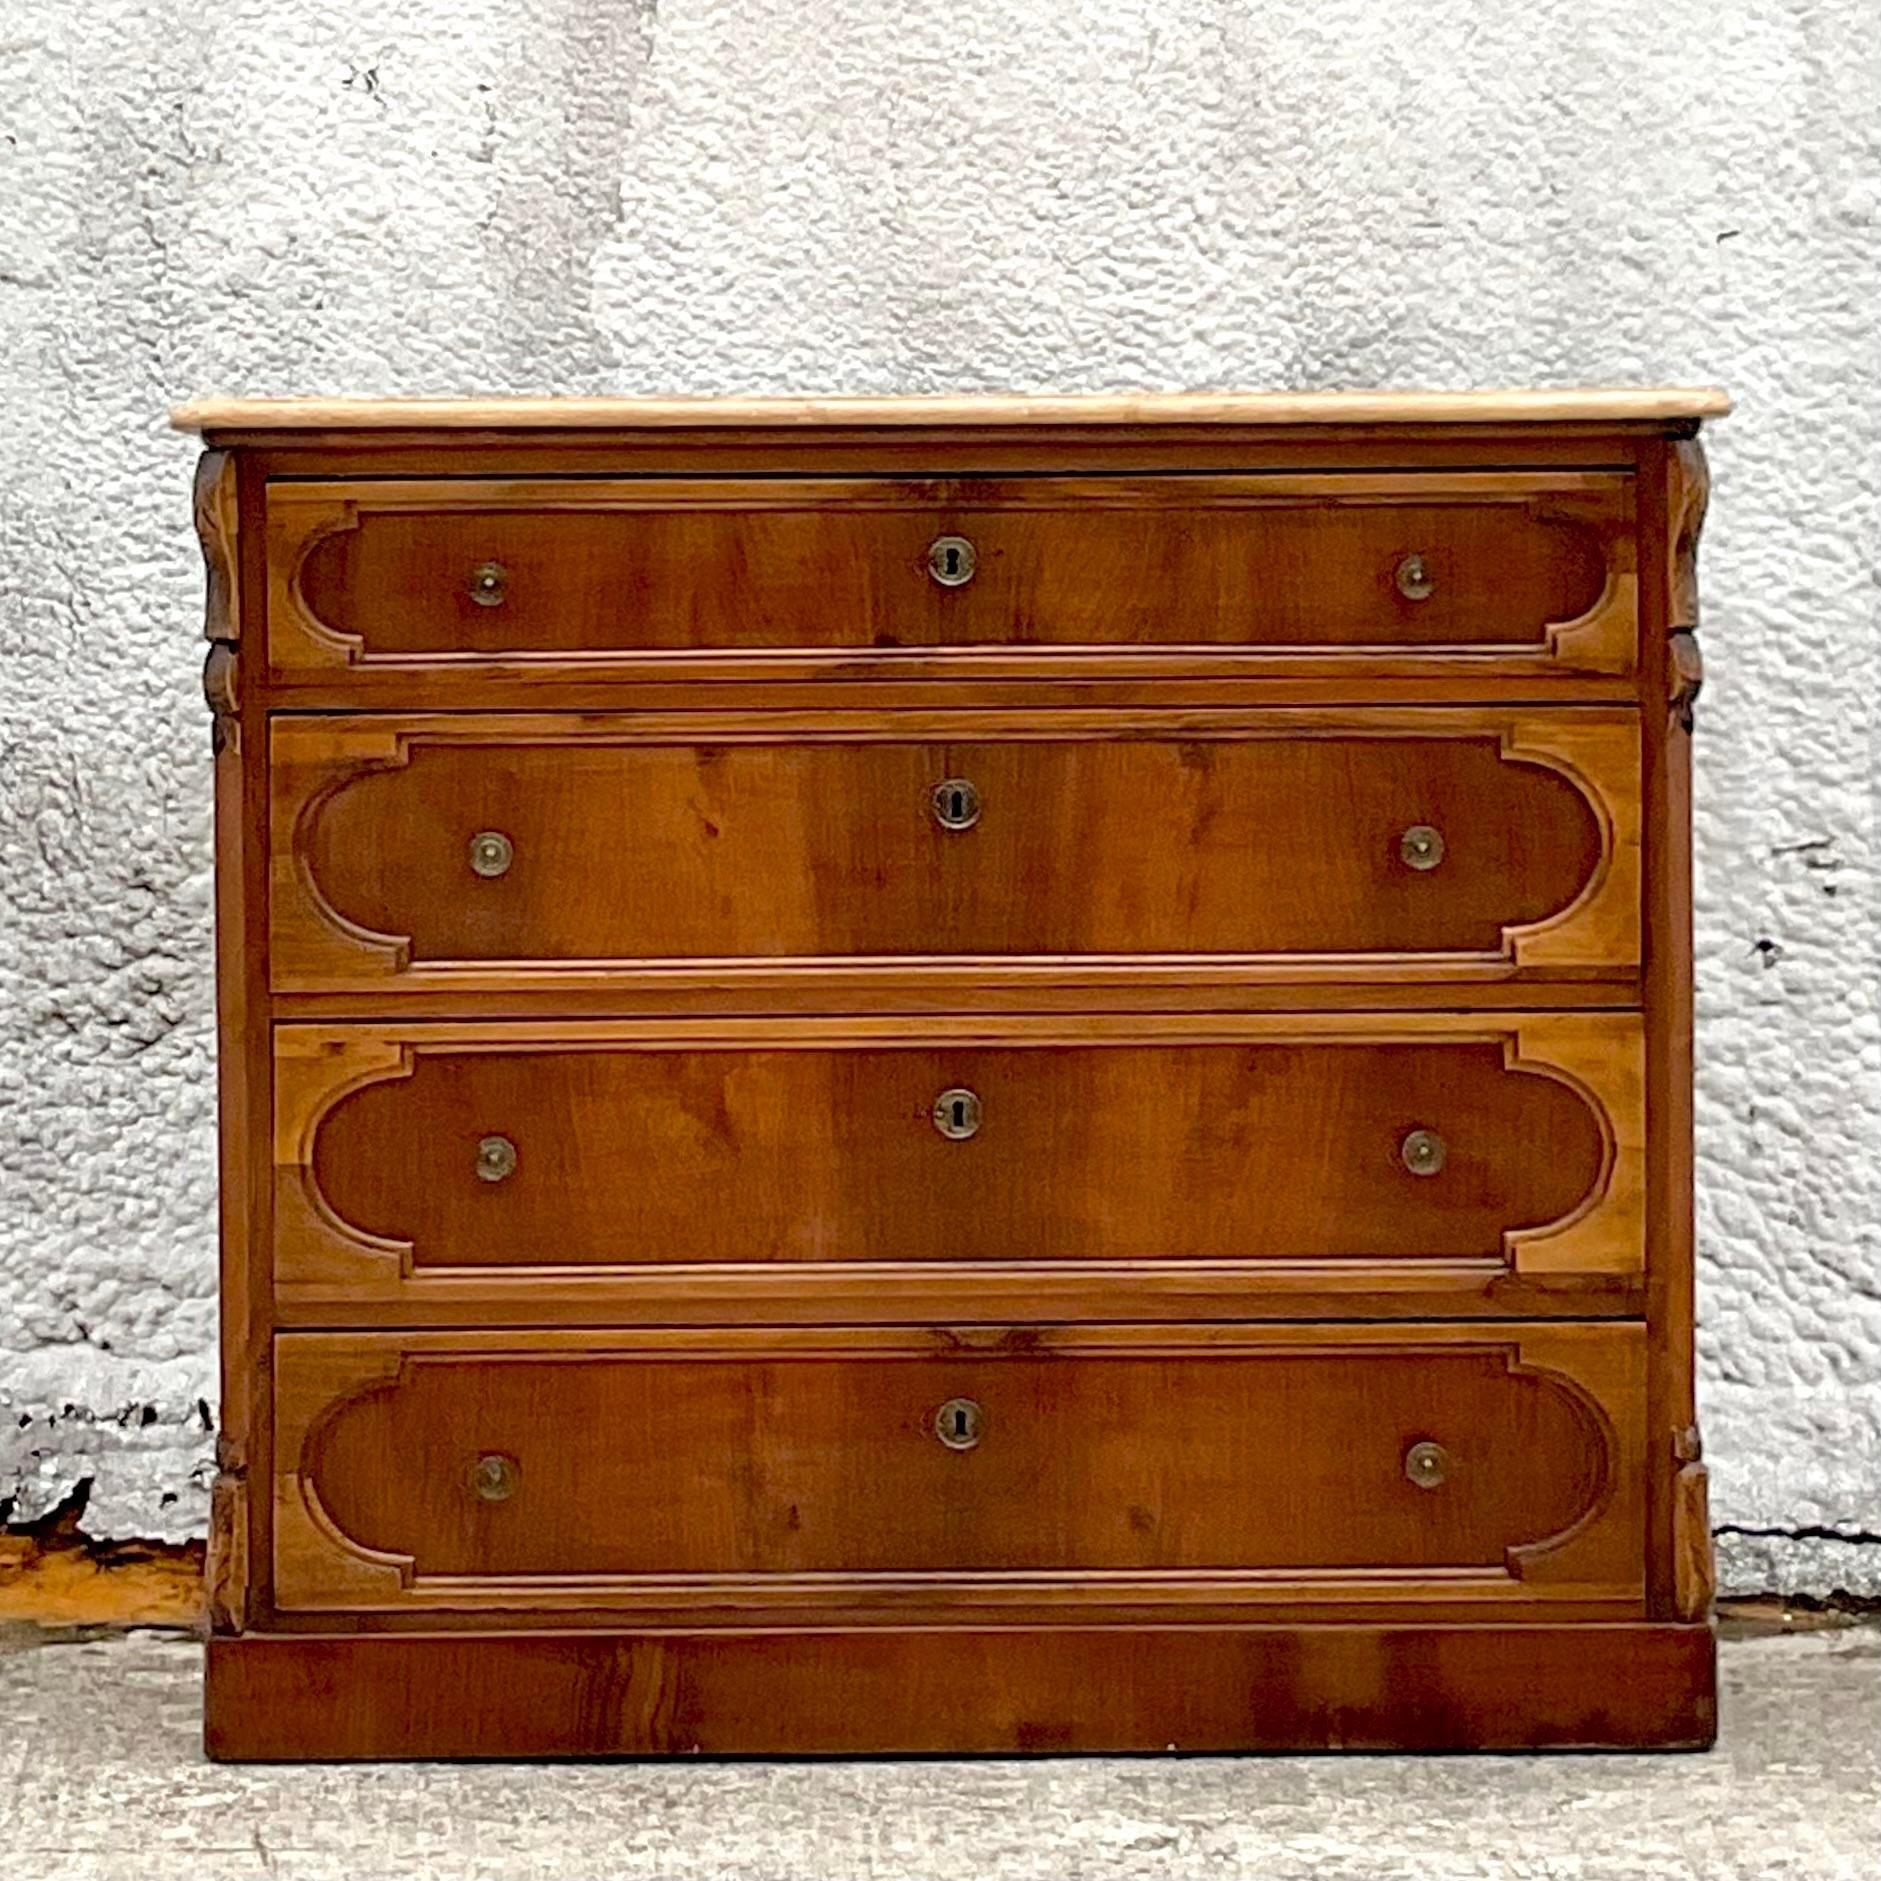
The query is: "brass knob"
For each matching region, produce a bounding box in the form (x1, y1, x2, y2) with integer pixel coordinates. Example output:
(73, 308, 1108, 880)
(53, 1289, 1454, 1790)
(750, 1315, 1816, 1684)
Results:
(926, 535, 976, 587)
(931, 778, 981, 831)
(469, 830, 514, 878)
(934, 1398, 985, 1450)
(1400, 1129, 1446, 1177)
(476, 1134, 518, 1183)
(1404, 1440, 1449, 1489)
(1395, 553, 1435, 600)
(932, 1088, 982, 1140)
(1399, 825, 1444, 871)
(469, 561, 508, 607)
(471, 1452, 519, 1501)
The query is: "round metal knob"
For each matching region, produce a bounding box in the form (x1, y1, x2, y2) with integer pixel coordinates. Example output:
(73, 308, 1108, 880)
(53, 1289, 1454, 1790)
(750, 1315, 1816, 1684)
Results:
(931, 1088, 982, 1141)
(469, 830, 514, 879)
(1399, 825, 1445, 872)
(926, 535, 976, 587)
(1404, 1440, 1450, 1489)
(476, 1134, 518, 1183)
(931, 778, 981, 831)
(471, 1452, 519, 1501)
(1394, 553, 1435, 601)
(1400, 1129, 1446, 1178)
(934, 1398, 985, 1450)
(469, 561, 509, 607)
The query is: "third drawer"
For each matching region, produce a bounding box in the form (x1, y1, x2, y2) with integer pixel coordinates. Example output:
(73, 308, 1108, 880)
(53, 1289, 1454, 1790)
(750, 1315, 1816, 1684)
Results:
(273, 1012, 1644, 1323)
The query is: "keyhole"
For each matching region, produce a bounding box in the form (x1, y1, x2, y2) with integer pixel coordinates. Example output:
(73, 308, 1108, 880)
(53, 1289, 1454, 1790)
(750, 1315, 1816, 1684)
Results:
(934, 1397, 984, 1450)
(931, 1086, 982, 1140)
(926, 534, 976, 586)
(930, 777, 981, 831)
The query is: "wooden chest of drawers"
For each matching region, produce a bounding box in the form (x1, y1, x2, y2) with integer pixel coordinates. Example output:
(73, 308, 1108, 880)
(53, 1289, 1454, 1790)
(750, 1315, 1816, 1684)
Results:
(178, 389, 1726, 1757)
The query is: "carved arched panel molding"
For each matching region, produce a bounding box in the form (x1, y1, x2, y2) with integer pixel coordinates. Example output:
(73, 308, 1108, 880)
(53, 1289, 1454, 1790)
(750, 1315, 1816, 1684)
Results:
(271, 1013, 1644, 1321)
(270, 1324, 1646, 1617)
(268, 709, 1639, 996)
(263, 473, 1639, 688)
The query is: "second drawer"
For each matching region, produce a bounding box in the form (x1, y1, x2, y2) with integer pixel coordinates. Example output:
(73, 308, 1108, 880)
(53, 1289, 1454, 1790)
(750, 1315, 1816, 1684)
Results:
(269, 707, 1640, 997)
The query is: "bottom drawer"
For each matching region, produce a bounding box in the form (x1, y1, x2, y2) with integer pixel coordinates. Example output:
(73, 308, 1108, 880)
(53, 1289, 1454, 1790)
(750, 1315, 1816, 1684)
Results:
(273, 1323, 1647, 1620)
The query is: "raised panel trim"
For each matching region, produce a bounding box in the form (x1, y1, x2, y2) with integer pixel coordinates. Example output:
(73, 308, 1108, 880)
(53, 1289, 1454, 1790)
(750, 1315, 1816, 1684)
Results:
(271, 1012, 1645, 1312)
(271, 1323, 1648, 1616)
(264, 473, 1636, 682)
(268, 707, 1642, 995)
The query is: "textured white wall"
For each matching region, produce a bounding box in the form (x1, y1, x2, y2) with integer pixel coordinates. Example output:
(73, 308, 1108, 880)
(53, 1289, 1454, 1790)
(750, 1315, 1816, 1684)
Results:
(1, 0, 1875, 1592)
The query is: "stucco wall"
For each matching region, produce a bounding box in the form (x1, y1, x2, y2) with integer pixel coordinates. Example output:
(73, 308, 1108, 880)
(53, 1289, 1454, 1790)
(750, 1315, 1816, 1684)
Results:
(1, 0, 1876, 1592)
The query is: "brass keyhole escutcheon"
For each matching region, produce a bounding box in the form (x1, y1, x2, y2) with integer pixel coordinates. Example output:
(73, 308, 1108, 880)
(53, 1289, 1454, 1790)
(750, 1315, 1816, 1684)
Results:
(931, 778, 981, 831)
(1404, 1440, 1449, 1489)
(471, 1452, 519, 1501)
(469, 830, 514, 878)
(926, 534, 977, 587)
(469, 560, 509, 607)
(1400, 1129, 1446, 1178)
(1399, 824, 1444, 871)
(934, 1398, 985, 1450)
(932, 1087, 982, 1141)
(1394, 552, 1435, 601)
(476, 1134, 518, 1183)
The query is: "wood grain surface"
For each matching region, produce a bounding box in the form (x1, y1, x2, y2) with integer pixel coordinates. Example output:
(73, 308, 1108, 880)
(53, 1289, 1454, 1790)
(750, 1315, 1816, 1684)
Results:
(267, 473, 1633, 688)
(269, 1322, 1647, 1618)
(195, 397, 1718, 1756)
(269, 708, 1639, 995)
(173, 386, 1733, 433)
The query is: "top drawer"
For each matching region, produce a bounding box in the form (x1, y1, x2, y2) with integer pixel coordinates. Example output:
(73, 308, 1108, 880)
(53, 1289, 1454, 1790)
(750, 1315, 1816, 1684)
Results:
(265, 474, 1636, 696)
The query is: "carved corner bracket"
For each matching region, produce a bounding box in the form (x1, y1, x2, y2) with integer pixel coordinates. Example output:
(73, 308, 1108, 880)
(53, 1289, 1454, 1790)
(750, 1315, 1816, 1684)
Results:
(205, 1429, 249, 1635)
(194, 450, 240, 643)
(195, 451, 241, 753)
(1671, 1423, 1715, 1620)
(1668, 440, 1710, 731)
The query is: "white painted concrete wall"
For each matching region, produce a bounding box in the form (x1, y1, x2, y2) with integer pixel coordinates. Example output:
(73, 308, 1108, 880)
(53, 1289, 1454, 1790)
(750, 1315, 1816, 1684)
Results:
(1, 0, 1875, 1591)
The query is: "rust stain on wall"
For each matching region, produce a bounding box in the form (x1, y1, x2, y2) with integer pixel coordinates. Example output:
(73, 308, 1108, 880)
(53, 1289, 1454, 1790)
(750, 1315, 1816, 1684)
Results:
(0, 1480, 204, 1632)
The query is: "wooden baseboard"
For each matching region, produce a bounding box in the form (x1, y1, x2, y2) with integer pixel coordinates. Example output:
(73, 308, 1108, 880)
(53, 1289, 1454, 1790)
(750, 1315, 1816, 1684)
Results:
(206, 1622, 1716, 1758)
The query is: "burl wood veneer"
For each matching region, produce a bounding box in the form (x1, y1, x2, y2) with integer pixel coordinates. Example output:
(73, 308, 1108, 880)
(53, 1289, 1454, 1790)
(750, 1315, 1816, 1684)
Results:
(179, 388, 1725, 1757)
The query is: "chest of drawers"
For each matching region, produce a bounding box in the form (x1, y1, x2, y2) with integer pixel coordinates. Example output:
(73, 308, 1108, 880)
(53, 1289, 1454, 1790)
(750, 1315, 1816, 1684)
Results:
(178, 389, 1726, 1757)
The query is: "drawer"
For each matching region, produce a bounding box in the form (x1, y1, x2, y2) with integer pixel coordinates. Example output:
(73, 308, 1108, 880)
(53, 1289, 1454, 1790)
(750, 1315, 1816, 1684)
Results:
(269, 708, 1639, 996)
(271, 1323, 1648, 1617)
(273, 1014, 1643, 1321)
(265, 473, 1636, 693)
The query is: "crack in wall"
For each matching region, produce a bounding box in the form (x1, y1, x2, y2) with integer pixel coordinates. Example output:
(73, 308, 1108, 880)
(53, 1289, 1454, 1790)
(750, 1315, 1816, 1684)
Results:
(1715, 1523, 1881, 1547)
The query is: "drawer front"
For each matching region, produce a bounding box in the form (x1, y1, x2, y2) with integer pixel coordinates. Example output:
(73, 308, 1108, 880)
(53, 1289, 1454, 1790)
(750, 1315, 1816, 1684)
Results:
(266, 474, 1636, 690)
(270, 709, 1639, 995)
(272, 1323, 1648, 1617)
(273, 1014, 1643, 1319)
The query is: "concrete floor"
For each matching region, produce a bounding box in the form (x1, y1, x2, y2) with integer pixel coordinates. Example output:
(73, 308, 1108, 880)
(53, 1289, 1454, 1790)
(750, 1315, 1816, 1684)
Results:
(0, 1631, 1875, 1880)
